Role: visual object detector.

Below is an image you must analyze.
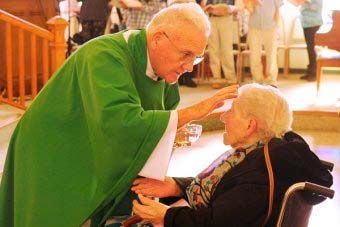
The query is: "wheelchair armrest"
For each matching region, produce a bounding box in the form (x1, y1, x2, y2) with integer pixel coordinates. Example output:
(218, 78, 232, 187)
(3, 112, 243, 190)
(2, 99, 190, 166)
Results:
(305, 182, 335, 199)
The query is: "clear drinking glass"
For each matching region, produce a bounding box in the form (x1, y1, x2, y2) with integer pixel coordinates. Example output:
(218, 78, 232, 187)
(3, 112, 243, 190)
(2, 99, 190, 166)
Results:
(174, 124, 203, 148)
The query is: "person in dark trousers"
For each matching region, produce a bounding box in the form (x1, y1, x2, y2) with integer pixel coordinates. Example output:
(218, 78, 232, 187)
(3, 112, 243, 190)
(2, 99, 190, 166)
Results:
(178, 69, 198, 87)
(299, 0, 323, 82)
(72, 0, 111, 44)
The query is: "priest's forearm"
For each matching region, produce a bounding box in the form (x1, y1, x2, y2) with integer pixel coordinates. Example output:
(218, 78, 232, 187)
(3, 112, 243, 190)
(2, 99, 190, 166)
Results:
(177, 102, 205, 128)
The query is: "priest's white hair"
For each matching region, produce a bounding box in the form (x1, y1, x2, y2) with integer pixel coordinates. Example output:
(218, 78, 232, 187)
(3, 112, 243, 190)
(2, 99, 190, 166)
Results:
(146, 2, 211, 38)
(237, 83, 293, 141)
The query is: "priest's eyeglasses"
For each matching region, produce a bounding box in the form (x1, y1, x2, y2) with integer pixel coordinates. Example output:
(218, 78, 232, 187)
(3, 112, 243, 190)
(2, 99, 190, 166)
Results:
(163, 32, 204, 65)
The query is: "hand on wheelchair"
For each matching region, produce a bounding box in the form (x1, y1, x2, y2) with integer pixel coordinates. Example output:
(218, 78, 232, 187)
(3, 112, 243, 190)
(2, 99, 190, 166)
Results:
(132, 194, 169, 225)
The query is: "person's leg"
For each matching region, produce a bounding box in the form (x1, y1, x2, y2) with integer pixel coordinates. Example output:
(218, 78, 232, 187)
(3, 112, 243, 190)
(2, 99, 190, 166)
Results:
(208, 17, 222, 84)
(248, 27, 264, 83)
(308, 26, 320, 78)
(220, 16, 237, 84)
(302, 27, 311, 77)
(301, 26, 320, 81)
(263, 28, 278, 86)
(72, 20, 93, 44)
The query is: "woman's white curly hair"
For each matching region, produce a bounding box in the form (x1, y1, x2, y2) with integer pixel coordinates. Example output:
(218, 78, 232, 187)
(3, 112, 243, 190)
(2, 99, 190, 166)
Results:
(237, 83, 293, 141)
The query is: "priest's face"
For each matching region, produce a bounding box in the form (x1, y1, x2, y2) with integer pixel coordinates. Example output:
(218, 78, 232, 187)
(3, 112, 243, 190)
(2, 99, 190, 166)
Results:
(148, 28, 207, 84)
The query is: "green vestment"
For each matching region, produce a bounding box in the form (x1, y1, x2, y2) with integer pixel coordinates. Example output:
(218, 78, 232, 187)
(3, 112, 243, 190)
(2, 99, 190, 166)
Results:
(0, 30, 180, 227)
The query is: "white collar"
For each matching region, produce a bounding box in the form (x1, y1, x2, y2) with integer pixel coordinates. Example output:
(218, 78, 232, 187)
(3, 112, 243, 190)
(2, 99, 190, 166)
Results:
(145, 51, 159, 81)
(123, 30, 159, 81)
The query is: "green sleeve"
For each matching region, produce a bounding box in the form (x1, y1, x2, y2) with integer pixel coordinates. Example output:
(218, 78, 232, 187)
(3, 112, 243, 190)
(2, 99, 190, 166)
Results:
(164, 83, 180, 110)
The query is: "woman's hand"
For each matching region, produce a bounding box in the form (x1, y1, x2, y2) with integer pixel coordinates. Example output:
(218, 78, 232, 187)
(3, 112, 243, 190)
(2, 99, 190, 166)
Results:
(131, 177, 182, 198)
(132, 194, 169, 225)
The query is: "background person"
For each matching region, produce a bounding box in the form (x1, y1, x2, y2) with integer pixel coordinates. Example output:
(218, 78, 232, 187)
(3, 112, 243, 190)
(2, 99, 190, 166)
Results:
(246, 0, 282, 87)
(203, 0, 240, 89)
(72, 0, 111, 44)
(123, 0, 165, 30)
(298, 0, 323, 82)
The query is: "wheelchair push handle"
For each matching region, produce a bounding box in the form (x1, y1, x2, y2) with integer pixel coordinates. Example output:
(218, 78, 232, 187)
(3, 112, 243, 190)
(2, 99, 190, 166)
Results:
(320, 159, 334, 172)
(305, 182, 335, 199)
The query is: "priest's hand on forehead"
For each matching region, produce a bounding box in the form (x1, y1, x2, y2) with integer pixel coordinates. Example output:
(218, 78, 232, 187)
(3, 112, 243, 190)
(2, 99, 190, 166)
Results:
(203, 84, 239, 112)
(213, 84, 239, 101)
(177, 84, 238, 127)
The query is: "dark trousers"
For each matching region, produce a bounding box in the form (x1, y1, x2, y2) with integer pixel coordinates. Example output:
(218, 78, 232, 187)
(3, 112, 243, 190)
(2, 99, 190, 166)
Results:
(73, 20, 107, 44)
(303, 26, 320, 77)
(178, 72, 194, 84)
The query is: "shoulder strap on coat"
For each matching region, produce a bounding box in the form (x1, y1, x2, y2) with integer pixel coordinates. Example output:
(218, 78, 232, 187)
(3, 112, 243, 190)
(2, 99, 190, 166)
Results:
(263, 143, 274, 226)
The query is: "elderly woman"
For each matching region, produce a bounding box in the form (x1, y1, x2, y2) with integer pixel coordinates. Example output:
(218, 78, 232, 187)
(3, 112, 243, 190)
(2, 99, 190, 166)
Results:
(130, 83, 333, 227)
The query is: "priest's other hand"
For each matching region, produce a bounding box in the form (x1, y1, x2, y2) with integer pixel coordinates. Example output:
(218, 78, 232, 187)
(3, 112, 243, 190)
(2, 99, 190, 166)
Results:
(132, 194, 169, 225)
(131, 177, 182, 198)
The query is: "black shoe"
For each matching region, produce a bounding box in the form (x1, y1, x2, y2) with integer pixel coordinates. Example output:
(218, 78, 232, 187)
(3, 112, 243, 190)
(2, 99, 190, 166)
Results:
(300, 74, 310, 80)
(178, 76, 185, 86)
(185, 78, 197, 88)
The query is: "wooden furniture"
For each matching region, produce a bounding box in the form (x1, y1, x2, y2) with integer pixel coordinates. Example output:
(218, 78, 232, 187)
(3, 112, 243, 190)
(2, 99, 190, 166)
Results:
(0, 0, 59, 28)
(0, 0, 62, 108)
(315, 10, 340, 93)
(0, 8, 67, 109)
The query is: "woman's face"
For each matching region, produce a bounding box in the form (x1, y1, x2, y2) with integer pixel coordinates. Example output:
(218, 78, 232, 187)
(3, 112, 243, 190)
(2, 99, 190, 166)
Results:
(220, 100, 249, 148)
